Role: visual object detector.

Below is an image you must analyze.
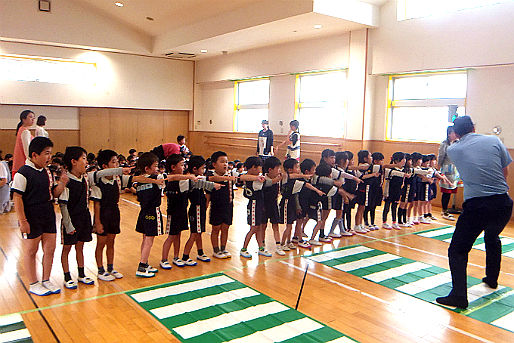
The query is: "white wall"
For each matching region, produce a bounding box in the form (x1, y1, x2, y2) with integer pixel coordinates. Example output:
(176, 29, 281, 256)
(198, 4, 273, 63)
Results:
(0, 41, 194, 110)
(0, 105, 78, 130)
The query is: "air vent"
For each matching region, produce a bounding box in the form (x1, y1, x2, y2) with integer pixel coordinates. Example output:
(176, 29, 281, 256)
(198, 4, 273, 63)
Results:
(164, 52, 196, 59)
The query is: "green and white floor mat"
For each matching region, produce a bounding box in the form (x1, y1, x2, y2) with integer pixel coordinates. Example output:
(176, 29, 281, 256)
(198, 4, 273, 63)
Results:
(128, 273, 356, 343)
(308, 246, 514, 333)
(417, 226, 514, 258)
(0, 313, 32, 343)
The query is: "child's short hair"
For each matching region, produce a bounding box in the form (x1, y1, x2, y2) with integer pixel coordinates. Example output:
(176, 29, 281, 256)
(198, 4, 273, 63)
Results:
(263, 156, 281, 173)
(422, 154, 430, 163)
(137, 152, 158, 172)
(236, 162, 244, 170)
(428, 154, 436, 161)
(188, 155, 206, 173)
(316, 163, 332, 177)
(228, 161, 235, 167)
(371, 152, 384, 162)
(300, 159, 316, 174)
(335, 151, 348, 165)
(290, 120, 299, 129)
(357, 150, 370, 164)
(344, 150, 354, 160)
(283, 158, 299, 172)
(97, 149, 118, 168)
(211, 151, 227, 164)
(405, 153, 412, 161)
(86, 152, 96, 163)
(411, 152, 423, 163)
(234, 159, 241, 164)
(177, 135, 185, 143)
(29, 137, 53, 157)
(244, 156, 262, 170)
(166, 154, 184, 173)
(36, 115, 47, 126)
(391, 152, 405, 163)
(63, 146, 87, 170)
(129, 149, 136, 155)
(5, 153, 13, 159)
(321, 149, 335, 159)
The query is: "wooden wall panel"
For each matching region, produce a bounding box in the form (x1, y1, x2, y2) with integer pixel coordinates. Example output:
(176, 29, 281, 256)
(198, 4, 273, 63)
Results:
(0, 129, 79, 156)
(136, 110, 164, 152)
(163, 111, 189, 144)
(109, 109, 138, 155)
(79, 108, 111, 154)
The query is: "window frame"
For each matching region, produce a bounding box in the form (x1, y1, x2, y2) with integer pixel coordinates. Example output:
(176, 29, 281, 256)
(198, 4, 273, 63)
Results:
(386, 70, 468, 143)
(233, 77, 270, 133)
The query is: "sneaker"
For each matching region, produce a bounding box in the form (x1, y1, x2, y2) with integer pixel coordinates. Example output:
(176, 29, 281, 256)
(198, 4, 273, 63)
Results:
(341, 230, 354, 236)
(213, 251, 226, 259)
(184, 258, 197, 266)
(420, 217, 431, 224)
(288, 242, 296, 249)
(136, 269, 155, 278)
(392, 223, 401, 230)
(41, 281, 61, 294)
(160, 260, 172, 270)
(429, 215, 437, 221)
(399, 223, 411, 228)
(146, 265, 158, 273)
(291, 237, 300, 243)
(222, 250, 232, 258)
(78, 276, 95, 285)
(64, 280, 78, 289)
(301, 232, 308, 238)
(282, 244, 291, 251)
(442, 212, 456, 221)
(30, 282, 52, 296)
(110, 270, 124, 279)
(354, 225, 368, 233)
(319, 236, 332, 242)
(308, 239, 322, 246)
(382, 223, 392, 230)
(298, 240, 311, 248)
(173, 258, 186, 267)
(276, 246, 286, 256)
(240, 249, 252, 258)
(412, 219, 420, 225)
(258, 249, 272, 257)
(329, 233, 342, 238)
(197, 254, 211, 262)
(98, 271, 115, 281)
(373, 225, 380, 230)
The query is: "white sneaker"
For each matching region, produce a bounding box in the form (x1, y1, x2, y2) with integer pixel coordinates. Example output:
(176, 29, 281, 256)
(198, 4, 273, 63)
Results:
(382, 223, 392, 230)
(282, 244, 291, 251)
(78, 276, 95, 285)
(258, 249, 272, 257)
(354, 225, 368, 233)
(301, 232, 308, 238)
(136, 269, 155, 278)
(288, 242, 296, 249)
(442, 213, 456, 221)
(298, 240, 311, 248)
(329, 233, 342, 238)
(197, 254, 211, 262)
(110, 270, 124, 279)
(341, 230, 354, 236)
(213, 251, 226, 259)
(240, 249, 252, 258)
(319, 236, 332, 242)
(399, 223, 411, 227)
(173, 258, 186, 267)
(275, 246, 286, 256)
(184, 258, 197, 266)
(98, 272, 115, 281)
(392, 223, 401, 230)
(146, 265, 158, 273)
(64, 280, 78, 289)
(42, 280, 61, 294)
(160, 260, 172, 269)
(222, 250, 232, 258)
(420, 217, 431, 224)
(308, 239, 322, 246)
(30, 282, 52, 296)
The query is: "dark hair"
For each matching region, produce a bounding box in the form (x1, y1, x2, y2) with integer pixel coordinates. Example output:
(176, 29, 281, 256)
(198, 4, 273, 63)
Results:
(300, 158, 316, 174)
(316, 163, 332, 177)
(335, 151, 348, 166)
(86, 152, 96, 163)
(427, 154, 436, 161)
(137, 152, 158, 172)
(129, 149, 136, 155)
(344, 150, 354, 160)
(166, 153, 184, 173)
(321, 149, 335, 165)
(371, 152, 384, 162)
(411, 152, 423, 163)
(16, 110, 34, 135)
(244, 156, 263, 170)
(446, 126, 455, 143)
(54, 152, 64, 158)
(290, 120, 299, 130)
(97, 149, 118, 168)
(391, 152, 405, 163)
(36, 115, 47, 126)
(5, 153, 13, 160)
(234, 159, 241, 164)
(452, 116, 474, 137)
(404, 153, 412, 161)
(236, 162, 244, 169)
(263, 156, 281, 173)
(177, 135, 185, 143)
(357, 150, 370, 164)
(211, 151, 228, 164)
(28, 137, 53, 157)
(283, 158, 299, 172)
(188, 155, 206, 174)
(63, 146, 87, 170)
(228, 161, 235, 166)
(421, 154, 430, 163)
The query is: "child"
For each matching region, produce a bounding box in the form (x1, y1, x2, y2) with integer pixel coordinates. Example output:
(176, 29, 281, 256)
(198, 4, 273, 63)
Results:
(91, 149, 164, 281)
(427, 154, 438, 220)
(234, 162, 245, 187)
(177, 135, 192, 160)
(342, 151, 358, 234)
(382, 152, 410, 229)
(0, 156, 12, 214)
(182, 155, 221, 264)
(60, 146, 130, 289)
(261, 157, 284, 255)
(398, 154, 415, 227)
(12, 137, 68, 296)
(363, 152, 385, 230)
(240, 156, 272, 258)
(278, 120, 301, 160)
(160, 154, 215, 269)
(206, 151, 237, 259)
(328, 152, 356, 237)
(353, 150, 379, 233)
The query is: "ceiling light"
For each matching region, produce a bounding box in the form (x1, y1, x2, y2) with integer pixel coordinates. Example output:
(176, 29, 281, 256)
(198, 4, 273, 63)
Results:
(200, 49, 208, 53)
(115, 2, 123, 7)
(313, 24, 322, 29)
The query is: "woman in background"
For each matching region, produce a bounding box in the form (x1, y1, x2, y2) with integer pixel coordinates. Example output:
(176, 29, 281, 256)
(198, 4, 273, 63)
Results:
(438, 126, 459, 220)
(35, 115, 49, 138)
(12, 110, 35, 177)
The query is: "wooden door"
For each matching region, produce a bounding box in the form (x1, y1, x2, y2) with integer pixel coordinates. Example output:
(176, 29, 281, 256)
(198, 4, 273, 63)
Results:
(79, 108, 110, 154)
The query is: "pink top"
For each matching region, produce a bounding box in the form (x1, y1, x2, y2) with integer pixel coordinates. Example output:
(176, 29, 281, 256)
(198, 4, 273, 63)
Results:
(162, 143, 180, 157)
(13, 127, 33, 176)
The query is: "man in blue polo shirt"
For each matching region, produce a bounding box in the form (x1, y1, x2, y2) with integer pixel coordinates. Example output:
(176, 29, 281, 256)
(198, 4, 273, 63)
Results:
(436, 116, 513, 309)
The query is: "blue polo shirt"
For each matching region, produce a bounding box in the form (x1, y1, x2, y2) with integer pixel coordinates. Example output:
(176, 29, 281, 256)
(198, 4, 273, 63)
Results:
(447, 133, 512, 201)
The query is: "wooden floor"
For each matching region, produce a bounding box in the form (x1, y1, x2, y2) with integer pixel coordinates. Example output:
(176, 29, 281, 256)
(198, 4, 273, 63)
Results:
(1, 190, 514, 343)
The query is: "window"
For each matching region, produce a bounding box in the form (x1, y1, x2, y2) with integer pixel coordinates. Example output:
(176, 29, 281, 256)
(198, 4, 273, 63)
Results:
(296, 70, 347, 137)
(397, 0, 512, 21)
(387, 72, 467, 142)
(0, 54, 97, 85)
(234, 79, 269, 133)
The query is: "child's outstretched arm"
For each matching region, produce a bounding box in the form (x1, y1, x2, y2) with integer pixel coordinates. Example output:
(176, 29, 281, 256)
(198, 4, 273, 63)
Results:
(132, 175, 165, 186)
(239, 174, 266, 183)
(167, 174, 198, 182)
(207, 175, 237, 182)
(52, 172, 69, 198)
(304, 182, 325, 196)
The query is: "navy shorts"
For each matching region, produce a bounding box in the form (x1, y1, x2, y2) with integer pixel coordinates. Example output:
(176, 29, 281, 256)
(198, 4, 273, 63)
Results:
(189, 204, 206, 233)
(280, 197, 298, 224)
(24, 203, 56, 240)
(61, 212, 93, 245)
(264, 201, 280, 224)
(136, 207, 164, 236)
(210, 204, 233, 226)
(96, 206, 121, 236)
(417, 182, 430, 202)
(247, 200, 266, 226)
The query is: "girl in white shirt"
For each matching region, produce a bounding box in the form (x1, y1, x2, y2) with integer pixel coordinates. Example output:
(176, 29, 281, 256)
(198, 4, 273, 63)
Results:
(35, 115, 49, 138)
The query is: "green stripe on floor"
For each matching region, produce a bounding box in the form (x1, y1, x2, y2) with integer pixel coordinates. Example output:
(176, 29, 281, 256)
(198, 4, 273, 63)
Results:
(0, 313, 32, 343)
